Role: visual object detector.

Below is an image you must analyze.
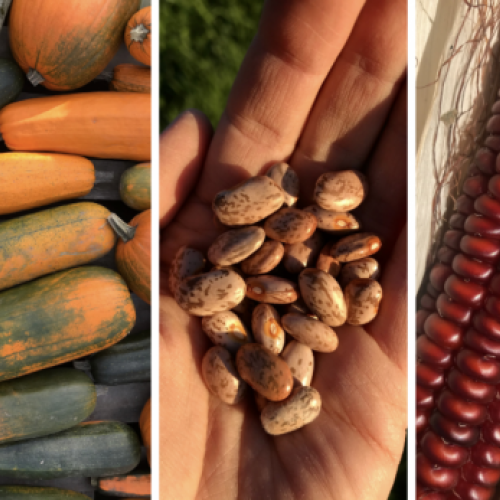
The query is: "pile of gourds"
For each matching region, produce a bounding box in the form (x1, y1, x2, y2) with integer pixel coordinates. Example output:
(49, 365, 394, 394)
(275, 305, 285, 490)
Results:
(0, 0, 152, 498)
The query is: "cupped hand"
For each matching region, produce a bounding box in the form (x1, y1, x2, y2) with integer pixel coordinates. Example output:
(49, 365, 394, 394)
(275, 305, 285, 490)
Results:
(159, 0, 407, 499)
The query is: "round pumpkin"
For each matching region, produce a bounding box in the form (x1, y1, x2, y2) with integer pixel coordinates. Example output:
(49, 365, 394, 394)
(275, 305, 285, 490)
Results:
(9, 0, 140, 91)
(120, 163, 151, 210)
(139, 398, 151, 465)
(125, 7, 151, 66)
(109, 210, 151, 304)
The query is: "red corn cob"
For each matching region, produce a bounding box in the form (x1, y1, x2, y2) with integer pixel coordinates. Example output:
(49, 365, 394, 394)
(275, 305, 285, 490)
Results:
(417, 96, 500, 500)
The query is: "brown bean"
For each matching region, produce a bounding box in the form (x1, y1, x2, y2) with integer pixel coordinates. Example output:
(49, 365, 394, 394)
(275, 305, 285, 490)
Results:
(240, 240, 284, 275)
(283, 231, 324, 274)
(264, 208, 317, 244)
(260, 386, 322, 435)
(201, 311, 252, 353)
(330, 233, 382, 262)
(207, 226, 266, 266)
(168, 246, 206, 294)
(282, 313, 338, 353)
(213, 176, 284, 225)
(298, 269, 346, 326)
(316, 242, 341, 277)
(339, 258, 380, 288)
(345, 279, 383, 325)
(202, 346, 247, 405)
(236, 343, 294, 401)
(281, 341, 314, 386)
(251, 304, 285, 354)
(175, 269, 246, 316)
(266, 162, 300, 207)
(246, 275, 299, 304)
(314, 170, 368, 211)
(303, 205, 360, 233)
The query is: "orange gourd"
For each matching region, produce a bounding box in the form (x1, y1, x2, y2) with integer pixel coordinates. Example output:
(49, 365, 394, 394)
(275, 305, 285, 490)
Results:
(111, 64, 151, 93)
(9, 0, 139, 91)
(139, 398, 151, 465)
(125, 7, 151, 66)
(0, 93, 151, 161)
(109, 210, 151, 304)
(92, 474, 151, 497)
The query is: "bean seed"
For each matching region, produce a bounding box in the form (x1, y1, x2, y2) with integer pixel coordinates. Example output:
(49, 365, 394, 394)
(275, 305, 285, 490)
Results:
(201, 311, 252, 353)
(264, 208, 317, 244)
(240, 240, 284, 275)
(175, 269, 246, 316)
(207, 226, 266, 266)
(266, 162, 300, 207)
(330, 233, 382, 262)
(298, 269, 346, 326)
(202, 346, 247, 405)
(283, 231, 324, 274)
(314, 170, 368, 211)
(236, 343, 293, 401)
(316, 242, 341, 277)
(303, 205, 360, 233)
(213, 176, 285, 226)
(282, 313, 338, 353)
(282, 341, 314, 386)
(168, 246, 206, 294)
(339, 258, 380, 288)
(251, 304, 285, 354)
(246, 275, 299, 304)
(345, 279, 383, 325)
(260, 386, 322, 435)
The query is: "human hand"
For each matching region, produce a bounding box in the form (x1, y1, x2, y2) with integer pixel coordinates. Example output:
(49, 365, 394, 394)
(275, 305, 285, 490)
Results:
(159, 0, 407, 498)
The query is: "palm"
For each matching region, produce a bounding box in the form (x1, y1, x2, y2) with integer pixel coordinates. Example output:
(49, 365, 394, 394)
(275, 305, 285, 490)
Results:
(159, 0, 407, 498)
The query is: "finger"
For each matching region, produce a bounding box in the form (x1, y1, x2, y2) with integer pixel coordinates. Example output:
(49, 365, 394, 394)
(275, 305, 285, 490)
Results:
(196, 0, 368, 202)
(290, 0, 407, 201)
(159, 109, 213, 229)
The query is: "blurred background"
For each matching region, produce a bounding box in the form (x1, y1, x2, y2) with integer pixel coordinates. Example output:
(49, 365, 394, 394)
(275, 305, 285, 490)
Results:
(160, 0, 407, 497)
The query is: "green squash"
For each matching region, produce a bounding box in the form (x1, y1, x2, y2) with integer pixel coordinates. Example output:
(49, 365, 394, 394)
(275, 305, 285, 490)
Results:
(0, 486, 91, 499)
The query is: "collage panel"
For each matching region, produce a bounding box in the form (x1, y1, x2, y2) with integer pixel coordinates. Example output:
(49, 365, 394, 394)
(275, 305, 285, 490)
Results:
(159, 0, 408, 499)
(0, 1, 152, 499)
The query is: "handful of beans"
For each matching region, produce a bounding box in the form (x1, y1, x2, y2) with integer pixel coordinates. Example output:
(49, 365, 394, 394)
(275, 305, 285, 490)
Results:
(170, 163, 382, 435)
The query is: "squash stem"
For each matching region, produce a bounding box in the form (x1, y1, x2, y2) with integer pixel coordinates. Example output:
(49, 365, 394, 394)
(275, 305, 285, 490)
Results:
(108, 213, 136, 242)
(130, 23, 150, 43)
(27, 68, 45, 87)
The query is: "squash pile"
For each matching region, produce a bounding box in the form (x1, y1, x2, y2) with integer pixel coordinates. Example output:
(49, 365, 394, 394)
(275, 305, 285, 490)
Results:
(0, 1, 151, 499)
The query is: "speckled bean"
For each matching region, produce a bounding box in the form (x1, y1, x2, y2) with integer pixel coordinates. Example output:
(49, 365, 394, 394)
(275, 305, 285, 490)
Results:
(298, 269, 346, 327)
(282, 313, 338, 353)
(330, 233, 382, 262)
(304, 205, 360, 233)
(283, 231, 324, 274)
(339, 258, 380, 288)
(168, 246, 206, 294)
(264, 208, 317, 244)
(202, 346, 247, 405)
(266, 162, 300, 207)
(207, 226, 266, 266)
(201, 311, 252, 353)
(175, 269, 246, 316)
(251, 304, 285, 354)
(240, 240, 284, 275)
(213, 176, 285, 226)
(260, 386, 322, 435)
(236, 343, 293, 401)
(345, 279, 383, 325)
(281, 341, 314, 386)
(316, 242, 341, 277)
(246, 275, 299, 304)
(314, 170, 368, 211)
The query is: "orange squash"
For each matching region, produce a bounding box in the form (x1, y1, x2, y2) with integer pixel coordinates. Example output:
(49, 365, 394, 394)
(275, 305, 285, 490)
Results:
(139, 398, 151, 465)
(125, 7, 151, 66)
(111, 64, 151, 93)
(92, 474, 151, 497)
(0, 152, 94, 215)
(0, 93, 150, 161)
(9, 0, 140, 91)
(120, 163, 151, 210)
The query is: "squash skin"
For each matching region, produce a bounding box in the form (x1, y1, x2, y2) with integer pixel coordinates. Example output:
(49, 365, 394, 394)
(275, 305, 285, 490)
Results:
(125, 7, 151, 66)
(0, 59, 24, 109)
(0, 152, 95, 215)
(120, 163, 151, 210)
(0, 93, 151, 161)
(0, 486, 91, 499)
(89, 330, 150, 385)
(0, 266, 135, 382)
(0, 368, 96, 444)
(9, 0, 140, 91)
(92, 473, 151, 497)
(0, 421, 141, 479)
(111, 64, 150, 93)
(139, 399, 151, 465)
(0, 202, 116, 291)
